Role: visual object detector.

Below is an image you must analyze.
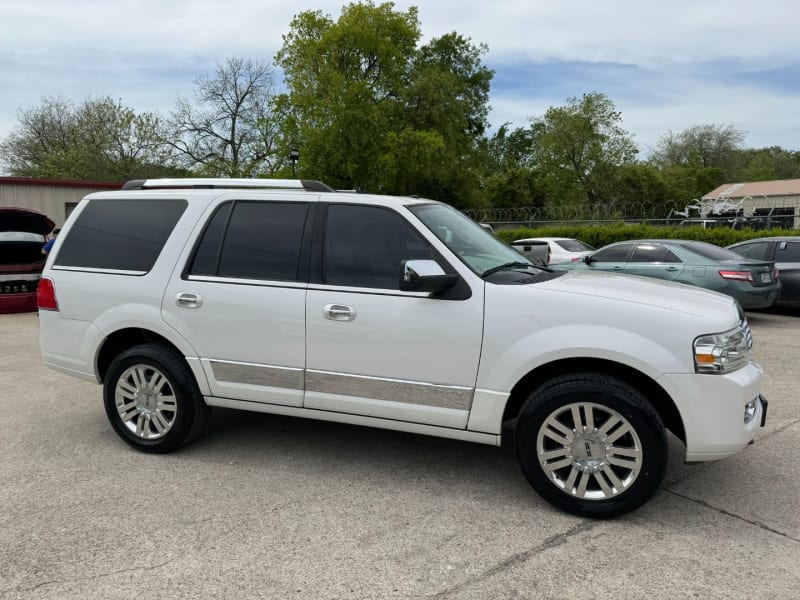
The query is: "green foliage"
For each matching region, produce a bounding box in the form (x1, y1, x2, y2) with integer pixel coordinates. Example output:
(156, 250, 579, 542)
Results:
(275, 2, 493, 207)
(736, 146, 800, 182)
(650, 124, 744, 181)
(483, 167, 542, 209)
(532, 92, 638, 207)
(0, 96, 178, 180)
(497, 224, 800, 249)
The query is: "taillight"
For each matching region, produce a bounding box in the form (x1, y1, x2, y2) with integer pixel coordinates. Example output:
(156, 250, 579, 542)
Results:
(774, 268, 780, 280)
(719, 270, 753, 282)
(37, 277, 58, 311)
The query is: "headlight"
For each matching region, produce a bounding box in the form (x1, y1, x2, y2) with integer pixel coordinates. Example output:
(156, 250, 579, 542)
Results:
(693, 322, 752, 374)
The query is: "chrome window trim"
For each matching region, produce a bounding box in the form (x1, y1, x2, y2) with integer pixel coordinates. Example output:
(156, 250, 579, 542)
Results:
(51, 266, 147, 276)
(188, 275, 308, 289)
(307, 284, 429, 298)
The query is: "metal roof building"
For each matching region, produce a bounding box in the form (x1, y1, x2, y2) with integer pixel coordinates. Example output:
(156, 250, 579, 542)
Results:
(702, 179, 800, 228)
(0, 177, 121, 228)
(702, 179, 800, 229)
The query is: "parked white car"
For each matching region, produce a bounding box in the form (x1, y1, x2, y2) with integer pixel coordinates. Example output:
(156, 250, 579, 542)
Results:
(38, 178, 766, 518)
(510, 237, 594, 265)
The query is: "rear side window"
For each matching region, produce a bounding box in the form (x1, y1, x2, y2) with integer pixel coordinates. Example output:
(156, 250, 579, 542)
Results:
(54, 199, 187, 273)
(189, 201, 309, 281)
(630, 244, 682, 263)
(730, 241, 770, 260)
(777, 241, 800, 261)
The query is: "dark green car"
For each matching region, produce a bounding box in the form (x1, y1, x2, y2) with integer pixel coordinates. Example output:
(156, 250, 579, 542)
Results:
(553, 239, 781, 309)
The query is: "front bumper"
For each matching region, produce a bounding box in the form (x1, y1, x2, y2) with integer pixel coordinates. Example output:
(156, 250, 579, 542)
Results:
(657, 362, 766, 462)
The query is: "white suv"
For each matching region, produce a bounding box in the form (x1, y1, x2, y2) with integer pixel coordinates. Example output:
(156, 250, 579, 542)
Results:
(38, 178, 767, 518)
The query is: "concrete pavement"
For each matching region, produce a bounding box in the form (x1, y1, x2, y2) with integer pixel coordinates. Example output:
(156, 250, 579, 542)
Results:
(0, 310, 798, 599)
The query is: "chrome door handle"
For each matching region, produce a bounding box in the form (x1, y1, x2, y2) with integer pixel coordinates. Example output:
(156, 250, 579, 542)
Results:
(175, 292, 203, 308)
(323, 304, 356, 321)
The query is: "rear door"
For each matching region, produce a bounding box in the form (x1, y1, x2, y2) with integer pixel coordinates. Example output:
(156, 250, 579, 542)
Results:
(162, 196, 315, 407)
(623, 243, 684, 281)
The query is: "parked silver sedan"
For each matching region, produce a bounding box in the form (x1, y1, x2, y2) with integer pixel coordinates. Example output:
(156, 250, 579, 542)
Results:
(554, 239, 782, 309)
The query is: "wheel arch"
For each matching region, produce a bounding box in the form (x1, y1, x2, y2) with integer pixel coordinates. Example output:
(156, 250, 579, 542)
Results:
(502, 357, 686, 445)
(97, 328, 189, 383)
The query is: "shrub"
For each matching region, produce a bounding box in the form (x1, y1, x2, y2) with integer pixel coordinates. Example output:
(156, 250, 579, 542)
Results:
(496, 223, 800, 249)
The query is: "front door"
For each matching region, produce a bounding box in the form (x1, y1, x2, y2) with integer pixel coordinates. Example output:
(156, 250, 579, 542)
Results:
(304, 204, 484, 429)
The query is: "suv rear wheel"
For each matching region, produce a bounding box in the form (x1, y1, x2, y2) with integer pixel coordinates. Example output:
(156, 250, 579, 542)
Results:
(515, 372, 667, 518)
(103, 343, 210, 453)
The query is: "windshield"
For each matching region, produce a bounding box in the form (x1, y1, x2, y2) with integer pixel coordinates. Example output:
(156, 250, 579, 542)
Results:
(407, 203, 533, 275)
(556, 239, 594, 252)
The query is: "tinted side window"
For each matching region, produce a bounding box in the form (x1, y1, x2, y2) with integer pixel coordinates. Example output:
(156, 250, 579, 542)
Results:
(210, 201, 308, 281)
(324, 205, 433, 289)
(731, 241, 770, 260)
(592, 243, 634, 262)
(777, 241, 800, 262)
(189, 202, 232, 276)
(54, 199, 187, 272)
(630, 244, 682, 263)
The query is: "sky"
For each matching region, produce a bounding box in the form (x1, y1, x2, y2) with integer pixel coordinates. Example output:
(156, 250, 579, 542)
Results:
(1, 0, 799, 160)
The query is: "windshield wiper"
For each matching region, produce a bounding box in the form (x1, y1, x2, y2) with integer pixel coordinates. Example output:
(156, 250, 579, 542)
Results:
(481, 261, 535, 277)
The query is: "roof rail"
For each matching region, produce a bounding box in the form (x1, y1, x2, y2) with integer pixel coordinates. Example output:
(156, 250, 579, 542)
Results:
(120, 178, 335, 192)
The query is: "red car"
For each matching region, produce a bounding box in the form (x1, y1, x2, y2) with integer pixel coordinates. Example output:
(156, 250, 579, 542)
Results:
(0, 208, 55, 313)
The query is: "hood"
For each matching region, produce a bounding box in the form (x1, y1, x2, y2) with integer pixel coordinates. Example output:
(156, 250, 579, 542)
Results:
(538, 270, 738, 320)
(0, 207, 55, 235)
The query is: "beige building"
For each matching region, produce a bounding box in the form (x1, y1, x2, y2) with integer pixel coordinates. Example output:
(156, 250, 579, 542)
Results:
(703, 179, 800, 228)
(0, 177, 120, 228)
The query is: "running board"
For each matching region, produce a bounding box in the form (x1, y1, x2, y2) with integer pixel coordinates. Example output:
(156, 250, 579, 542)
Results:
(205, 396, 501, 446)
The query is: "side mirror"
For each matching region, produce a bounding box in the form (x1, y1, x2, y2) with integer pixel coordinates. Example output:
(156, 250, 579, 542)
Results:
(400, 259, 458, 293)
(583, 254, 594, 264)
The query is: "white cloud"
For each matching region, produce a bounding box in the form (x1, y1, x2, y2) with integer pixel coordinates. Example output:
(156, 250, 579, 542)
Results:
(1, 0, 799, 151)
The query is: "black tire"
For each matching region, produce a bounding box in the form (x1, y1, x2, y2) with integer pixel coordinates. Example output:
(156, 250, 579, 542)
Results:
(515, 372, 667, 518)
(103, 343, 210, 453)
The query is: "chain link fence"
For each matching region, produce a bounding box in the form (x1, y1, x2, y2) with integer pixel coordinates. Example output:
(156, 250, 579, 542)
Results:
(463, 200, 683, 229)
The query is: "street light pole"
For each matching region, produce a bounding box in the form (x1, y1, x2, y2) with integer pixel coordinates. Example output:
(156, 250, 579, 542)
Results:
(289, 148, 299, 177)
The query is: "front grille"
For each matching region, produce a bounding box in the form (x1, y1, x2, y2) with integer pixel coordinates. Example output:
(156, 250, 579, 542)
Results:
(741, 319, 753, 349)
(0, 280, 39, 295)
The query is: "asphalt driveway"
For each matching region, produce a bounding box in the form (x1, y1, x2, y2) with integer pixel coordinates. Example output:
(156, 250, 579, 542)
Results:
(0, 309, 798, 599)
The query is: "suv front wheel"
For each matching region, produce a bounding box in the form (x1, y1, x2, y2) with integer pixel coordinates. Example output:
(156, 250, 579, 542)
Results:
(515, 373, 667, 518)
(103, 343, 210, 453)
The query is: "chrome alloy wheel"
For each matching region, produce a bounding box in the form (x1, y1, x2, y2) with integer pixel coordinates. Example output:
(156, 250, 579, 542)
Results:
(115, 365, 178, 440)
(536, 402, 643, 500)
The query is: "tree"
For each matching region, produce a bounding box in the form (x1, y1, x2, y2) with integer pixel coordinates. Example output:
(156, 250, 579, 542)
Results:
(736, 146, 800, 182)
(650, 124, 744, 181)
(532, 92, 639, 207)
(0, 96, 175, 180)
(168, 57, 284, 177)
(276, 3, 420, 190)
(275, 2, 493, 207)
